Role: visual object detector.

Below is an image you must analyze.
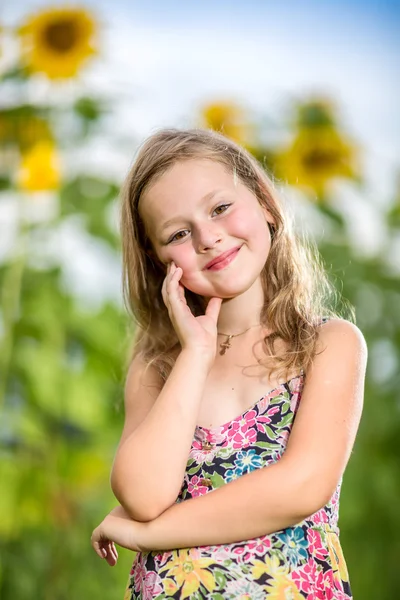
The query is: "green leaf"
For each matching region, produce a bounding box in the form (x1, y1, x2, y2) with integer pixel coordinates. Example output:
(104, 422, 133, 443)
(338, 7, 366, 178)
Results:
(187, 465, 201, 475)
(214, 570, 227, 589)
(73, 97, 105, 122)
(209, 472, 226, 488)
(276, 412, 294, 428)
(257, 441, 281, 450)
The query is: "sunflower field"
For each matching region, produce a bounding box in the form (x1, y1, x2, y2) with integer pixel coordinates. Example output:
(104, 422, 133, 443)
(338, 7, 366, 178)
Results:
(0, 5, 399, 599)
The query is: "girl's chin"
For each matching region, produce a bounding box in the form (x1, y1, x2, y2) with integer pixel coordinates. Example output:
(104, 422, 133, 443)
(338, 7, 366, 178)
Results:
(183, 273, 256, 299)
(184, 285, 246, 300)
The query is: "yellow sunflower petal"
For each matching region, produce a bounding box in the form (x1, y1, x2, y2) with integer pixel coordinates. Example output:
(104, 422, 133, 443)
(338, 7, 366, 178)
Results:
(17, 140, 61, 191)
(200, 101, 253, 146)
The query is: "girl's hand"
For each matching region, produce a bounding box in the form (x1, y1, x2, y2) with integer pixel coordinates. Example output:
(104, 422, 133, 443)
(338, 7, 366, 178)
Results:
(161, 261, 222, 363)
(91, 506, 145, 566)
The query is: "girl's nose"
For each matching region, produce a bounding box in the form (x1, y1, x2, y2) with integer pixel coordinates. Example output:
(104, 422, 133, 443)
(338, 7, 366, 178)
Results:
(195, 225, 222, 252)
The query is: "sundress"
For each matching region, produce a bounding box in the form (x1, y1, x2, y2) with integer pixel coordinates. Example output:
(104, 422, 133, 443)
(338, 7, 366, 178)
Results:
(125, 321, 352, 599)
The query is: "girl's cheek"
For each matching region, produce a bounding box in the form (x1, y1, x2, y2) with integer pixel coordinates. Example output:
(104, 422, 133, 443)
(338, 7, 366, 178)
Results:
(229, 206, 259, 235)
(170, 245, 193, 269)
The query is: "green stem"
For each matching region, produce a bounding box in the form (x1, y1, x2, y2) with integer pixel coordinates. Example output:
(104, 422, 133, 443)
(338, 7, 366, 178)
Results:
(0, 195, 27, 408)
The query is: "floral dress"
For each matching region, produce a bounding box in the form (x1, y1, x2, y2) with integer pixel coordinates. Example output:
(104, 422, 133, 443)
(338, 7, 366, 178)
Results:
(126, 341, 352, 599)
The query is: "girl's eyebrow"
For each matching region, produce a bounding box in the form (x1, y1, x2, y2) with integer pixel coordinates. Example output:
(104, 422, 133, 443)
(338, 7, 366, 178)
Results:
(158, 189, 224, 235)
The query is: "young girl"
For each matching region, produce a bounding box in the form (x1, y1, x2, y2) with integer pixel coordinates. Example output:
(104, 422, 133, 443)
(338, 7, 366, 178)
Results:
(91, 127, 367, 599)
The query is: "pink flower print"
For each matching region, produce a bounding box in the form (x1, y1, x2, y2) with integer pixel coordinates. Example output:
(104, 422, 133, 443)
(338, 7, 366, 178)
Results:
(207, 430, 226, 445)
(307, 529, 329, 561)
(292, 558, 320, 594)
(312, 567, 331, 599)
(132, 559, 147, 592)
(322, 568, 337, 600)
(187, 475, 208, 497)
(231, 425, 258, 448)
(246, 537, 272, 556)
(232, 545, 247, 562)
(142, 570, 163, 600)
(228, 410, 258, 436)
(311, 509, 329, 526)
(239, 410, 258, 429)
(221, 411, 262, 448)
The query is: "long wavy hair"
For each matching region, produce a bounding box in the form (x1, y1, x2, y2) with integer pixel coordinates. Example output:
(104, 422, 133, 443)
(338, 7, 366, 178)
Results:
(120, 127, 351, 382)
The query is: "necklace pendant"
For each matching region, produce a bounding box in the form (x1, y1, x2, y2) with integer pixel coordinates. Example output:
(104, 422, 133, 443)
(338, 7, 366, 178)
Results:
(219, 335, 232, 356)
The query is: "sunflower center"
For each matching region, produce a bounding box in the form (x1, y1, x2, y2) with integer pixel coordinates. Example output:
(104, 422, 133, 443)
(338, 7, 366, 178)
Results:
(42, 19, 80, 53)
(302, 148, 341, 170)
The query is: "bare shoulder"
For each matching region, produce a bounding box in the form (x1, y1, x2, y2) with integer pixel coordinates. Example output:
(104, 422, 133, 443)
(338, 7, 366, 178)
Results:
(314, 317, 368, 371)
(125, 353, 164, 397)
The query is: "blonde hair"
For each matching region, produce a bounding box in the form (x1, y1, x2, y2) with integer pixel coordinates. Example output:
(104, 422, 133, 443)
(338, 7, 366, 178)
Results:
(120, 127, 352, 382)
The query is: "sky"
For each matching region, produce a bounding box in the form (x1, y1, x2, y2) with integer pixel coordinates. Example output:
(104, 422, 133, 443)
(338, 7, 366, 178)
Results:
(0, 0, 399, 305)
(2, 0, 398, 183)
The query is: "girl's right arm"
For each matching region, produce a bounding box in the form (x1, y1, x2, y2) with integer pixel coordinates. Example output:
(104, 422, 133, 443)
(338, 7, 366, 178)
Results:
(110, 348, 211, 522)
(111, 261, 222, 522)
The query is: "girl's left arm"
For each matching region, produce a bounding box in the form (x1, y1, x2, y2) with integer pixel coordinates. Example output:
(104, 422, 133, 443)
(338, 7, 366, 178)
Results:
(139, 319, 367, 552)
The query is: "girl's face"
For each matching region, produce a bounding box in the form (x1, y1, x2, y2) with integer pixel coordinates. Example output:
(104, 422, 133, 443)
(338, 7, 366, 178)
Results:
(140, 158, 274, 299)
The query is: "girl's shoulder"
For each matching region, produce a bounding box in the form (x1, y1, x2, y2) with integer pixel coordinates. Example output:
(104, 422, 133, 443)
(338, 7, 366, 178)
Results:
(316, 317, 367, 356)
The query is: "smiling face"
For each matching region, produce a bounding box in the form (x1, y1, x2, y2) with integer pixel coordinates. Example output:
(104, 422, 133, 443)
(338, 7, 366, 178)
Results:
(139, 158, 274, 299)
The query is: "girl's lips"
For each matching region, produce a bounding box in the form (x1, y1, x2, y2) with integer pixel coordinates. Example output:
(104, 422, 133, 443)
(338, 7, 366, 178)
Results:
(205, 246, 241, 271)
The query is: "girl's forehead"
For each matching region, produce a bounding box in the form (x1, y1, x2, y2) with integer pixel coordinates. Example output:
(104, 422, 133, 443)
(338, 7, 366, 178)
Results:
(139, 159, 237, 225)
(154, 159, 234, 192)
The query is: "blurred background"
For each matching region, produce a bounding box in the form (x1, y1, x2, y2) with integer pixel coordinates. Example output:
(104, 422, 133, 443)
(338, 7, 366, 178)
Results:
(0, 1, 399, 598)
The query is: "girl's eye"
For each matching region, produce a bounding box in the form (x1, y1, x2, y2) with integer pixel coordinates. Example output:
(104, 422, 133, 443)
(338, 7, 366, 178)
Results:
(168, 230, 188, 243)
(167, 204, 231, 243)
(213, 203, 230, 216)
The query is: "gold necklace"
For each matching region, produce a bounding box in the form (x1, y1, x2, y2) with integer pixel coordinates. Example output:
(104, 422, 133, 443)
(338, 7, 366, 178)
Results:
(217, 324, 260, 355)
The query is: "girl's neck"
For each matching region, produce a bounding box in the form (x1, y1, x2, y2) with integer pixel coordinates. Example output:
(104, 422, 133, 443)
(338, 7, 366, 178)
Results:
(212, 277, 266, 334)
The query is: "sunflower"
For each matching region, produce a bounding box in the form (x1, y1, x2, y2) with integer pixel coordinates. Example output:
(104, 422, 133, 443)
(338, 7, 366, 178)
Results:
(274, 99, 359, 199)
(17, 140, 61, 191)
(18, 7, 97, 79)
(200, 101, 253, 146)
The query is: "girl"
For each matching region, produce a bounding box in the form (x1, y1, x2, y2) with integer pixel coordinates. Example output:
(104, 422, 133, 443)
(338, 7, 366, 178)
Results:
(91, 128, 367, 599)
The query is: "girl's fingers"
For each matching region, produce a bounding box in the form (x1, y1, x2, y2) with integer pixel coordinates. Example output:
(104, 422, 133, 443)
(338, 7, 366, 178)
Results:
(92, 540, 106, 559)
(205, 297, 223, 322)
(105, 542, 118, 566)
(164, 263, 184, 310)
(111, 542, 118, 561)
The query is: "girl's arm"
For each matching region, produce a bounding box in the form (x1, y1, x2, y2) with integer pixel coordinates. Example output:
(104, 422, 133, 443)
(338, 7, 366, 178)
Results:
(139, 319, 367, 551)
(111, 349, 212, 523)
(111, 263, 222, 523)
